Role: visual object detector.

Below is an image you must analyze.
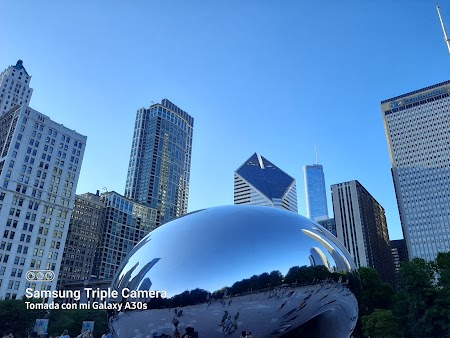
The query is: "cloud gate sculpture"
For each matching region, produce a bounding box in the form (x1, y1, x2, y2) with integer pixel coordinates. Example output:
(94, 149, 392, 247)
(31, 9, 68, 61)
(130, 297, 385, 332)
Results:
(108, 205, 359, 338)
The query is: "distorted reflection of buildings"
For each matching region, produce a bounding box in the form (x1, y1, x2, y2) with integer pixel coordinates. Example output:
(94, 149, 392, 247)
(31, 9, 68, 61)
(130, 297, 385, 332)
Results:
(309, 247, 332, 271)
(108, 206, 359, 338)
(234, 153, 298, 212)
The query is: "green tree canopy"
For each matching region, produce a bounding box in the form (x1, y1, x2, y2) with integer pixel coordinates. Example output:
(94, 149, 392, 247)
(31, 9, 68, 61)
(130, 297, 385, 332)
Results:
(0, 298, 46, 338)
(361, 309, 401, 338)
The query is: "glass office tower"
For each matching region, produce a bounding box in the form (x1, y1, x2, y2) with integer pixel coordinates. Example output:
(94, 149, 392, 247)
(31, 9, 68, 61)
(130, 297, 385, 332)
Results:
(381, 80, 450, 261)
(304, 164, 328, 221)
(125, 99, 194, 226)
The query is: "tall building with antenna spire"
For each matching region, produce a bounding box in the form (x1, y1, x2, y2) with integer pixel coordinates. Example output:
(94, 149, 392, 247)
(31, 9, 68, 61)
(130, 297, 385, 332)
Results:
(303, 148, 329, 222)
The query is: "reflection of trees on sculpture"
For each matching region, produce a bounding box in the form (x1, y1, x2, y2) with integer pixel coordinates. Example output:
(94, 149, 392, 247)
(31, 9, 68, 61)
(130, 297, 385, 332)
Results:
(145, 288, 210, 309)
(140, 266, 356, 309)
(227, 270, 284, 296)
(284, 266, 332, 284)
(171, 288, 210, 307)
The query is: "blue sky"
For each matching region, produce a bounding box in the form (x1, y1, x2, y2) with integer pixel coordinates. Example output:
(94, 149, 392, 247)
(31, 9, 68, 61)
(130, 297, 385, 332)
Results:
(1, 1, 449, 240)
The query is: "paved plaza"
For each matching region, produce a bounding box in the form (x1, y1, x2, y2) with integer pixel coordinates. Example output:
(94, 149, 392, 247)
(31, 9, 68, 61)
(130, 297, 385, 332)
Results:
(110, 282, 357, 337)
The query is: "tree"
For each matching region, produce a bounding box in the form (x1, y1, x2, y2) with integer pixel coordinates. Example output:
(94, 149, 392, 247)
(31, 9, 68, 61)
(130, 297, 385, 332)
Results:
(395, 258, 439, 338)
(48, 309, 108, 338)
(0, 298, 46, 338)
(361, 309, 401, 338)
(357, 267, 394, 317)
(268, 270, 283, 287)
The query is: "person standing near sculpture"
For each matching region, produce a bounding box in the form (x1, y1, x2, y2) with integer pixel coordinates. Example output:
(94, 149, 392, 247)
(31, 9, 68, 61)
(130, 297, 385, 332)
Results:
(60, 329, 71, 338)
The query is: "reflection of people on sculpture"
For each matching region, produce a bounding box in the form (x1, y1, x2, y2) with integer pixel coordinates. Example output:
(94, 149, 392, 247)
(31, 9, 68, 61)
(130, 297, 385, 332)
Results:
(278, 300, 288, 311)
(60, 329, 71, 338)
(223, 315, 232, 333)
(172, 317, 179, 328)
(76, 329, 93, 338)
(220, 310, 228, 325)
(182, 327, 198, 338)
(227, 313, 239, 335)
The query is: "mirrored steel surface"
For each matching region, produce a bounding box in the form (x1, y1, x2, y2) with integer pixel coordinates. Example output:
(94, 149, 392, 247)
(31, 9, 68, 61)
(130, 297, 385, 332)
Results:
(108, 205, 359, 338)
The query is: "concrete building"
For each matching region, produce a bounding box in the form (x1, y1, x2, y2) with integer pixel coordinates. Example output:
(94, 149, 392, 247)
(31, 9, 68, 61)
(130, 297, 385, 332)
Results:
(331, 180, 395, 284)
(59, 191, 103, 286)
(0, 60, 33, 116)
(234, 153, 298, 213)
(124, 99, 194, 227)
(0, 104, 86, 299)
(304, 164, 328, 222)
(381, 81, 450, 261)
(92, 191, 157, 279)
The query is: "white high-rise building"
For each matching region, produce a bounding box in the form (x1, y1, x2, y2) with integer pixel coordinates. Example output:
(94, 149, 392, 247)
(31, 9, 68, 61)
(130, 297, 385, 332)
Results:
(0, 61, 86, 299)
(381, 80, 450, 261)
(0, 60, 33, 116)
(234, 153, 298, 213)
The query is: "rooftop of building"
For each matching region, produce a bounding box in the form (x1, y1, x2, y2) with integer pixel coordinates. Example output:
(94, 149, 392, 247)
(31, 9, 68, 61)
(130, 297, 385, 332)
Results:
(331, 180, 384, 208)
(236, 152, 295, 200)
(381, 79, 450, 104)
(147, 99, 194, 126)
(13, 59, 29, 76)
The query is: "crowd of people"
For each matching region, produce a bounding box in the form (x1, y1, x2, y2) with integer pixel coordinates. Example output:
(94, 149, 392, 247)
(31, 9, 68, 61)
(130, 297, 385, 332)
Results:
(1, 329, 114, 338)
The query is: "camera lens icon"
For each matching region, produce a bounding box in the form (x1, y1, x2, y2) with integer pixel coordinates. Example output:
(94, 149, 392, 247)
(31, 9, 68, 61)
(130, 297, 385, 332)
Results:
(26, 271, 35, 281)
(26, 270, 55, 282)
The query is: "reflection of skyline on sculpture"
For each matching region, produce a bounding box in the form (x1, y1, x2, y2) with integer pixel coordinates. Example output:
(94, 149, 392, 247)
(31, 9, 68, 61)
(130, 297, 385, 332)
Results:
(109, 205, 359, 338)
(111, 206, 357, 297)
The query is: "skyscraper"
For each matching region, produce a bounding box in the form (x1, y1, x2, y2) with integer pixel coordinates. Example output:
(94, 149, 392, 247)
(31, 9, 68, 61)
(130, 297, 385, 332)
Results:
(59, 191, 103, 285)
(234, 153, 298, 212)
(125, 99, 194, 226)
(0, 104, 86, 299)
(0, 60, 33, 116)
(304, 164, 328, 221)
(331, 180, 395, 284)
(381, 80, 450, 261)
(92, 191, 157, 279)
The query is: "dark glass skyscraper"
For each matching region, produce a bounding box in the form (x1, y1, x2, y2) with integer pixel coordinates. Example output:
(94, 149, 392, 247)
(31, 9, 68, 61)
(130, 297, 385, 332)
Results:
(125, 99, 194, 226)
(234, 153, 298, 212)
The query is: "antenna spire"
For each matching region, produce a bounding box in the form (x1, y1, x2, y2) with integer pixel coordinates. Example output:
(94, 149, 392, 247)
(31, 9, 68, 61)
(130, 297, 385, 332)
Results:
(437, 2, 450, 53)
(315, 145, 318, 164)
